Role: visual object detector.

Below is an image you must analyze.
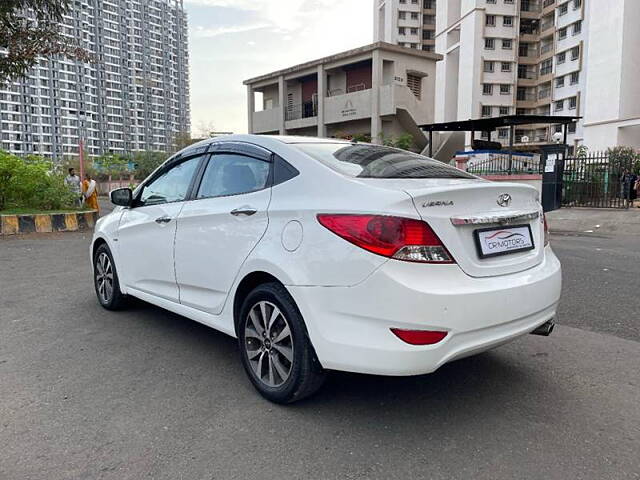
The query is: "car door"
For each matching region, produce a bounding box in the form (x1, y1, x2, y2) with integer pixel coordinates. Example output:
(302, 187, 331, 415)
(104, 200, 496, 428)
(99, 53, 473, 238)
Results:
(174, 144, 272, 314)
(117, 154, 203, 302)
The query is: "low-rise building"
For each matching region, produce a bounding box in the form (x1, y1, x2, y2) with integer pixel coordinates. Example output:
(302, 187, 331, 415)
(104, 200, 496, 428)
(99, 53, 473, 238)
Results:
(243, 42, 442, 150)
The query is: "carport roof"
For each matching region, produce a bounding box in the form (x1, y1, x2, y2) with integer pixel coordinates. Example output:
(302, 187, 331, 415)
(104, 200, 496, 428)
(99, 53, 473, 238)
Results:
(419, 115, 582, 132)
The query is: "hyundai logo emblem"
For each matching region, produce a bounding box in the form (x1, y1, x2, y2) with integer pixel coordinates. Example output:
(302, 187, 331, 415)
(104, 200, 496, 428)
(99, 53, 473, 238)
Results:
(497, 194, 512, 207)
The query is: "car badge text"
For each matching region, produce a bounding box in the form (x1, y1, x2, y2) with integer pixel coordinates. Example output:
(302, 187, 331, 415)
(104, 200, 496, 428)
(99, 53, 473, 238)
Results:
(423, 200, 454, 207)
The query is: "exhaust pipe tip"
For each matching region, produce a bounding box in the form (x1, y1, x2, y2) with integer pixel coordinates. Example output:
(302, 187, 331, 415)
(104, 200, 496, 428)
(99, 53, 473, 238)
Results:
(530, 320, 555, 336)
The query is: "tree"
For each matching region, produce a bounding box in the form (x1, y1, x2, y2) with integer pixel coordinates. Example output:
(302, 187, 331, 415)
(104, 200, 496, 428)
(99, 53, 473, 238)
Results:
(132, 151, 166, 180)
(172, 131, 198, 153)
(607, 146, 638, 172)
(0, 0, 90, 83)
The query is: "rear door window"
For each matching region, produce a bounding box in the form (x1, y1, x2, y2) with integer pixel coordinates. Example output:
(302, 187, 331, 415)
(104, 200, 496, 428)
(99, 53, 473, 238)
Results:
(293, 143, 476, 179)
(197, 153, 270, 199)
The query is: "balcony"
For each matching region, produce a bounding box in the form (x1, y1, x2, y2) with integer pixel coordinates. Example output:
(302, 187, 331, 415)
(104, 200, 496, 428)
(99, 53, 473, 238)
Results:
(252, 108, 280, 134)
(284, 101, 317, 122)
(521, 0, 541, 12)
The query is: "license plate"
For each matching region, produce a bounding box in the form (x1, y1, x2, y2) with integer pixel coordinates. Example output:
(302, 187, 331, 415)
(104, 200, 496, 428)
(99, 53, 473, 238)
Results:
(474, 224, 535, 259)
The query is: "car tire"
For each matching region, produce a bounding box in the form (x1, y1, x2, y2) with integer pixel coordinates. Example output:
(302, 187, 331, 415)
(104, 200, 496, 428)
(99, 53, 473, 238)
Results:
(93, 243, 128, 310)
(238, 282, 325, 404)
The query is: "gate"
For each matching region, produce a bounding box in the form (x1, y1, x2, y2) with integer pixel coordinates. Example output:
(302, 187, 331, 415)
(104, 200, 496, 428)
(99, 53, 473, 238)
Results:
(561, 152, 635, 209)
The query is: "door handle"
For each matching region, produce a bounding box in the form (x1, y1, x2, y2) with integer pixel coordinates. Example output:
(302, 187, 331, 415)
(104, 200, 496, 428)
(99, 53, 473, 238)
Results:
(230, 207, 257, 217)
(155, 216, 172, 224)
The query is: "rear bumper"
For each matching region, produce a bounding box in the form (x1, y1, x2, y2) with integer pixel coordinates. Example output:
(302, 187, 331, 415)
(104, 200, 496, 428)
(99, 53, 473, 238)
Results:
(288, 247, 562, 376)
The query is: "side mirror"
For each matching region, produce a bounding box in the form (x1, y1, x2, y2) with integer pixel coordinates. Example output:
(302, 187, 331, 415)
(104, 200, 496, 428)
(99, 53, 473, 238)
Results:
(110, 187, 133, 207)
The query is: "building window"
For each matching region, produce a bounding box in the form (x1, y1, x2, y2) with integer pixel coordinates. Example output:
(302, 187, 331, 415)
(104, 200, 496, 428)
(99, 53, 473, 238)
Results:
(485, 38, 495, 49)
(502, 39, 513, 49)
(499, 106, 510, 115)
(568, 122, 577, 133)
(422, 30, 434, 39)
(570, 71, 579, 84)
(399, 27, 406, 35)
(571, 46, 580, 60)
(540, 59, 553, 76)
(482, 106, 492, 117)
(504, 0, 514, 4)
(411, 12, 419, 20)
(484, 61, 495, 72)
(407, 74, 422, 99)
(487, 0, 496, 3)
(399, 0, 406, 3)
(573, 0, 582, 9)
(423, 15, 435, 24)
(503, 16, 513, 27)
(559, 2, 568, 15)
(559, 27, 567, 39)
(555, 100, 564, 111)
(557, 52, 566, 64)
(422, 44, 434, 52)
(569, 96, 577, 110)
(399, 11, 406, 19)
(486, 15, 496, 26)
(556, 76, 565, 87)
(573, 21, 582, 35)
(501, 62, 511, 72)
(410, 28, 418, 35)
(482, 84, 493, 95)
(498, 128, 509, 138)
(423, 0, 435, 8)
(500, 84, 511, 95)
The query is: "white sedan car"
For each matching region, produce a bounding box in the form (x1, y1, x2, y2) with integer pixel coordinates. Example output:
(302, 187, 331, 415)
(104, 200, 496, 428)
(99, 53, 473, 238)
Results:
(92, 135, 561, 403)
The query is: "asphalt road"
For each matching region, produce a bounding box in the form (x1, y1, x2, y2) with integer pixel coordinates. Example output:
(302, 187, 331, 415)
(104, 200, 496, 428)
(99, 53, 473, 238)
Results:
(1, 229, 639, 480)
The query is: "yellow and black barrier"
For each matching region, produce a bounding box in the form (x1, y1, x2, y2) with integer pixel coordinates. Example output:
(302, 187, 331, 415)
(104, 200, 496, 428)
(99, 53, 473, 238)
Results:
(0, 211, 98, 235)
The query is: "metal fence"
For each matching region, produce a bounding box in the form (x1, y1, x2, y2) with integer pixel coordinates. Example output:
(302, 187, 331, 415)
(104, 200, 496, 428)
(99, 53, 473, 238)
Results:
(562, 152, 636, 209)
(285, 101, 317, 121)
(466, 154, 544, 176)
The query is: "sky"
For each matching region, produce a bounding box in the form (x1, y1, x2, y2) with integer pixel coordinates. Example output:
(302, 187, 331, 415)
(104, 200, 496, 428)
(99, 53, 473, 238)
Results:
(184, 0, 373, 136)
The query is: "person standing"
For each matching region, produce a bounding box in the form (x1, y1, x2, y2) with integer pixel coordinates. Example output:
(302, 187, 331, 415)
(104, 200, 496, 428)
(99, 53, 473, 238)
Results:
(621, 169, 637, 208)
(64, 168, 82, 207)
(82, 173, 100, 214)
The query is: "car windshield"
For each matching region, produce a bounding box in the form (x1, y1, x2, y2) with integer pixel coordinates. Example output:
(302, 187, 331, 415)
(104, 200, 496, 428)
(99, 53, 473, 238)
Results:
(293, 143, 476, 179)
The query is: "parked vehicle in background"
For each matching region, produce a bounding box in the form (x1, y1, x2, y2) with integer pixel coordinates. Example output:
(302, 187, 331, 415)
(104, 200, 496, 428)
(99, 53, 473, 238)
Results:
(91, 135, 562, 403)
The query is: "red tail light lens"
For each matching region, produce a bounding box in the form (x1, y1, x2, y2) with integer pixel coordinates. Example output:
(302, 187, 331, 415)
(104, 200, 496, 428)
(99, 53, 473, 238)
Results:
(391, 329, 448, 345)
(317, 214, 454, 263)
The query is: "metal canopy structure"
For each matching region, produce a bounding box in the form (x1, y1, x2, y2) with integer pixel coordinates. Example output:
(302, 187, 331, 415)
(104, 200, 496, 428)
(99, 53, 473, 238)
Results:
(419, 115, 582, 133)
(419, 115, 582, 158)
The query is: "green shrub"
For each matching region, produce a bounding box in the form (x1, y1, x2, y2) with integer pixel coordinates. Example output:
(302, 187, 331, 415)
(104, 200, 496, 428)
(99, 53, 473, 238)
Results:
(0, 151, 76, 211)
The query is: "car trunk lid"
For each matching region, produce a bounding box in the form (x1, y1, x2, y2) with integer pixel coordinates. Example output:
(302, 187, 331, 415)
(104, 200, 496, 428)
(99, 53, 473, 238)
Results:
(357, 179, 545, 278)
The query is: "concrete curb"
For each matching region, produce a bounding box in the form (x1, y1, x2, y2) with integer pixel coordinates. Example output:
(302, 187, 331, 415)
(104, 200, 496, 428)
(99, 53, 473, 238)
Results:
(0, 211, 98, 235)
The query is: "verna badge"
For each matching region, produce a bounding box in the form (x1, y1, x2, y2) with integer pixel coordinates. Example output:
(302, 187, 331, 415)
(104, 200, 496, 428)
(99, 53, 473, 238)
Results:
(497, 193, 512, 207)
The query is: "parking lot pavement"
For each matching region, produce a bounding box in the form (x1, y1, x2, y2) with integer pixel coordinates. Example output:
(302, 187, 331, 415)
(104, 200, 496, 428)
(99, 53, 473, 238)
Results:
(1, 231, 639, 480)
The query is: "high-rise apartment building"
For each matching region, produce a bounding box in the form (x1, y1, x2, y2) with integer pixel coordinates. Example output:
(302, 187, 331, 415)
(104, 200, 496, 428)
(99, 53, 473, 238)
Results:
(0, 0, 190, 160)
(374, 0, 437, 52)
(433, 0, 585, 149)
(377, 0, 640, 151)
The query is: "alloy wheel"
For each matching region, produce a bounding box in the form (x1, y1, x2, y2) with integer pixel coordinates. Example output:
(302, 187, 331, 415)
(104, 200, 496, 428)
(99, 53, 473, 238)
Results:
(244, 301, 294, 387)
(95, 252, 114, 304)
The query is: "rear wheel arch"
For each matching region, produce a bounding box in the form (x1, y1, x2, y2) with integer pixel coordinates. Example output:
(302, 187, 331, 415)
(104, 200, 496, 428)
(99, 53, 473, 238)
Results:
(233, 271, 283, 335)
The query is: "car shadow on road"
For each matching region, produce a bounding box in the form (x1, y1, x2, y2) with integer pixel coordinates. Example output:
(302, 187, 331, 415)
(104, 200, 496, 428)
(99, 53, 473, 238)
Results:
(116, 298, 555, 423)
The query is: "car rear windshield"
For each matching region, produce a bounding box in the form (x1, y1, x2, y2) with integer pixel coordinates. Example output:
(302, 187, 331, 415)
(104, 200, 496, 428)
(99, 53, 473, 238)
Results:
(293, 143, 476, 179)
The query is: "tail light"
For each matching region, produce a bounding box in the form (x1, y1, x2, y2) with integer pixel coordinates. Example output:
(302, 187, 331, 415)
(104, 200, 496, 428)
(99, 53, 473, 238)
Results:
(543, 213, 549, 246)
(391, 329, 448, 345)
(317, 214, 454, 263)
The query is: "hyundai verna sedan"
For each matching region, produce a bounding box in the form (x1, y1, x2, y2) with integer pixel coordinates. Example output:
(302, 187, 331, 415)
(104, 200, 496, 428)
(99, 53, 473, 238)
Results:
(92, 135, 561, 403)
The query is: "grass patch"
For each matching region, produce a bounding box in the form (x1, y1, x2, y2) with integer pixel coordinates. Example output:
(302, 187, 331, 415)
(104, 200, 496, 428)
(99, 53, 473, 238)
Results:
(0, 207, 93, 216)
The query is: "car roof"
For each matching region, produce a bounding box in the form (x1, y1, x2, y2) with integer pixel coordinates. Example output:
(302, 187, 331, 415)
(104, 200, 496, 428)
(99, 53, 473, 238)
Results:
(204, 134, 352, 146)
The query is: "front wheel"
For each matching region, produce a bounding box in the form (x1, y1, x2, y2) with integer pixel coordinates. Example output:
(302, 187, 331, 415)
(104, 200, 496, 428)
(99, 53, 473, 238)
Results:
(238, 283, 325, 404)
(93, 243, 127, 310)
